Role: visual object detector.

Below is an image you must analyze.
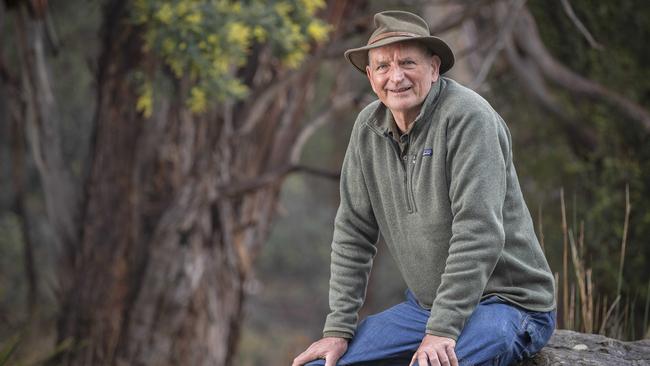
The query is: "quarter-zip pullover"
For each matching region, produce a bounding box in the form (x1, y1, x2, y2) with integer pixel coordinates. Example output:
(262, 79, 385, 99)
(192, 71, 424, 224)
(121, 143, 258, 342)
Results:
(323, 77, 556, 341)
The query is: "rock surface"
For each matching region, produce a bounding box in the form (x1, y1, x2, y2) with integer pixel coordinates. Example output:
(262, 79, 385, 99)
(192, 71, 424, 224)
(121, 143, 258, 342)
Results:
(520, 329, 650, 365)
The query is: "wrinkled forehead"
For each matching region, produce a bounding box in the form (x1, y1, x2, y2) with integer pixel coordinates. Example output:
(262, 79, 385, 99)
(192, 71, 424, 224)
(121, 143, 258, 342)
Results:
(368, 40, 431, 64)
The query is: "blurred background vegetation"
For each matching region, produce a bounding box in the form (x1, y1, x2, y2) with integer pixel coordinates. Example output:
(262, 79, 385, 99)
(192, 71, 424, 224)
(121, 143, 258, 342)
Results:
(1, 0, 649, 365)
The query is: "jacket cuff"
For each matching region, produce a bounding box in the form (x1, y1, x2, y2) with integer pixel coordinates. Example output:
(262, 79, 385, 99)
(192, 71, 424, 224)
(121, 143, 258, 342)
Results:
(425, 328, 459, 341)
(426, 308, 464, 341)
(323, 331, 354, 339)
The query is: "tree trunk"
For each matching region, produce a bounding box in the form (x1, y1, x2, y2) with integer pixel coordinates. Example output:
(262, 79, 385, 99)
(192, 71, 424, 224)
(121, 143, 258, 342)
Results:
(12, 0, 79, 284)
(55, 1, 320, 364)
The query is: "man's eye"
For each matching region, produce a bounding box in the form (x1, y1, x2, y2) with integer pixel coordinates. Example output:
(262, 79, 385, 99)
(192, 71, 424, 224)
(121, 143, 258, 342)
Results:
(376, 64, 388, 71)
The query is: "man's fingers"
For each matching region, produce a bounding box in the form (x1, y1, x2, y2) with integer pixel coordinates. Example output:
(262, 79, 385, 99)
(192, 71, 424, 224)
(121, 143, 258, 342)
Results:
(409, 335, 457, 366)
(410, 349, 443, 366)
(292, 351, 310, 366)
(446, 344, 459, 366)
(292, 337, 348, 366)
(418, 352, 429, 366)
(436, 347, 450, 366)
(292, 348, 319, 366)
(291, 351, 305, 366)
(324, 353, 338, 366)
(420, 351, 438, 366)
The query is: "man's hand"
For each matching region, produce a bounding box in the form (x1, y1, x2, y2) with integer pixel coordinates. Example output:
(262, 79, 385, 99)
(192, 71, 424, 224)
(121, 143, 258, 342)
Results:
(409, 334, 458, 366)
(292, 337, 348, 366)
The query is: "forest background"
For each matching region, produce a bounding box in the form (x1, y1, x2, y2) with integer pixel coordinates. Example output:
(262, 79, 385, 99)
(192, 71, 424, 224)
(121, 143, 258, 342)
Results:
(0, 0, 649, 365)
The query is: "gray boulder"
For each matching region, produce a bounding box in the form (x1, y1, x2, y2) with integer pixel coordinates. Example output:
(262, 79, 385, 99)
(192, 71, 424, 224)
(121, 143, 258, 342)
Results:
(520, 329, 650, 365)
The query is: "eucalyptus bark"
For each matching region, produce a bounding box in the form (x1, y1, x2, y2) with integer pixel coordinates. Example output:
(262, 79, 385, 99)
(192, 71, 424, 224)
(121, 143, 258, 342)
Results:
(54, 0, 323, 364)
(14, 3, 78, 262)
(3, 0, 71, 319)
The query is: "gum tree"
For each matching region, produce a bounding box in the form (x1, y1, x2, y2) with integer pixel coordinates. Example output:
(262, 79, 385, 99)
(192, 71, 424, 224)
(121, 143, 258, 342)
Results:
(2, 0, 356, 364)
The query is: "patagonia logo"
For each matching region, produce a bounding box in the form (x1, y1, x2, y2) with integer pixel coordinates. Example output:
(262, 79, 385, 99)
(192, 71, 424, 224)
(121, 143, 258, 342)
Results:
(422, 148, 433, 157)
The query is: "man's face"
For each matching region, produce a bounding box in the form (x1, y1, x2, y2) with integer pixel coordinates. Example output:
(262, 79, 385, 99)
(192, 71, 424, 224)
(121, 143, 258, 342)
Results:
(366, 42, 440, 120)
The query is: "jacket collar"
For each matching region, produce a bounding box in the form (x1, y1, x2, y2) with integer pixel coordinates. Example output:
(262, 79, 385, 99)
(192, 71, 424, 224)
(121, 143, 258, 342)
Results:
(366, 77, 446, 138)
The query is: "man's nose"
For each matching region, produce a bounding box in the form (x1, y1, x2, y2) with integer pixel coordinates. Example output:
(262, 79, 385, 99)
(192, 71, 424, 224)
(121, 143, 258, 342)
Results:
(388, 66, 404, 83)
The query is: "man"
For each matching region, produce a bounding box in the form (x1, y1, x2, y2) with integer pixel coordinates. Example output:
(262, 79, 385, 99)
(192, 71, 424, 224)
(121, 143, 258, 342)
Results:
(293, 10, 556, 366)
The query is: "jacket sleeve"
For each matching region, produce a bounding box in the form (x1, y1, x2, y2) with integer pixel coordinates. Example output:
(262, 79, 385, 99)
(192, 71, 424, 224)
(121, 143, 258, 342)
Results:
(322, 121, 380, 339)
(426, 104, 511, 340)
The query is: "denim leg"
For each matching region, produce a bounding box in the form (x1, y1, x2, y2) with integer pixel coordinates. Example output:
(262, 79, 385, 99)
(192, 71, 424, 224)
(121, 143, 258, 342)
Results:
(500, 308, 556, 365)
(454, 297, 556, 366)
(306, 291, 428, 366)
(307, 294, 555, 366)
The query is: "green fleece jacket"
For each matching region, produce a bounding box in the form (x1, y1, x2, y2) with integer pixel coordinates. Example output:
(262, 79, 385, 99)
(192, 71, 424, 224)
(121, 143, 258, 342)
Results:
(322, 77, 556, 341)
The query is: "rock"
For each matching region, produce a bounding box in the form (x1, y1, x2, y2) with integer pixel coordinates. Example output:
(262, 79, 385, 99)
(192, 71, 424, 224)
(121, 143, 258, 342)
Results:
(520, 329, 650, 366)
(571, 344, 588, 351)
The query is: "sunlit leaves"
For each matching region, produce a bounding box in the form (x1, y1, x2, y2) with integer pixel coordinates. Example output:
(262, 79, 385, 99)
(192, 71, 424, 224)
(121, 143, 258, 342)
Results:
(136, 81, 153, 118)
(131, 0, 331, 114)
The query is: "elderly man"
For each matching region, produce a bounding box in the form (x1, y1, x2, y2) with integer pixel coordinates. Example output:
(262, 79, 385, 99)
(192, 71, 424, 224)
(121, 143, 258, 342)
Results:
(293, 10, 556, 366)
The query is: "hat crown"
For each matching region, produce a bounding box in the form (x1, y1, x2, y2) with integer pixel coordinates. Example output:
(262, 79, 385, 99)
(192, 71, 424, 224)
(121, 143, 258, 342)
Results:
(369, 11, 430, 45)
(343, 10, 454, 75)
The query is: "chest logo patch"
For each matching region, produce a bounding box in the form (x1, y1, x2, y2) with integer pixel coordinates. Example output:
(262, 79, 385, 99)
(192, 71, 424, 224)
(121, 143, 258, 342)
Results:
(422, 148, 433, 157)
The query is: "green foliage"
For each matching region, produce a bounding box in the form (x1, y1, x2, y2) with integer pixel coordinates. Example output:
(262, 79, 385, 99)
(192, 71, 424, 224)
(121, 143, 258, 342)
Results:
(130, 0, 331, 115)
(488, 0, 650, 339)
(526, 0, 650, 295)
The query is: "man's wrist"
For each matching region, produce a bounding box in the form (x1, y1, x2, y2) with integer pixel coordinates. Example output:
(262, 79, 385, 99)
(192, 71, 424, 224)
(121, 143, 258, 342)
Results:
(425, 329, 459, 341)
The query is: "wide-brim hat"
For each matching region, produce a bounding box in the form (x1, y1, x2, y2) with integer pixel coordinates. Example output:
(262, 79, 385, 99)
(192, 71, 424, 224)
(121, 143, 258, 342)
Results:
(344, 10, 455, 74)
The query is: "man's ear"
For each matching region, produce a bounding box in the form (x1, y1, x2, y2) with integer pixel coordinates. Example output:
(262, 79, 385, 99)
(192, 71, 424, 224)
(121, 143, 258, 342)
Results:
(366, 64, 377, 93)
(431, 55, 441, 81)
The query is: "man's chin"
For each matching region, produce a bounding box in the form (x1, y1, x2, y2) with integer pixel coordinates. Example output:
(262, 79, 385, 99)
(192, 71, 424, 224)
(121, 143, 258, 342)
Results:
(386, 99, 416, 111)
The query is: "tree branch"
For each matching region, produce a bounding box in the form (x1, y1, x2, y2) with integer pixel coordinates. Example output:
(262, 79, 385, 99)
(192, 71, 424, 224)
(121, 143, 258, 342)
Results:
(504, 37, 598, 153)
(290, 62, 363, 164)
(429, 0, 502, 35)
(513, 8, 650, 131)
(236, 71, 303, 136)
(469, 0, 527, 90)
(560, 0, 604, 50)
(10, 107, 38, 315)
(224, 164, 340, 198)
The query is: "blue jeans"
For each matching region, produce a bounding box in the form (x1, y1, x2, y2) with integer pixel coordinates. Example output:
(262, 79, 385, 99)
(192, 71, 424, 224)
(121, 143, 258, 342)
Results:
(307, 291, 555, 366)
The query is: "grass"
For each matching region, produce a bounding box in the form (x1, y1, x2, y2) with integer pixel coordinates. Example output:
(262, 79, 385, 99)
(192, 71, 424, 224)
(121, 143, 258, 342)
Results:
(0, 333, 74, 366)
(553, 184, 649, 340)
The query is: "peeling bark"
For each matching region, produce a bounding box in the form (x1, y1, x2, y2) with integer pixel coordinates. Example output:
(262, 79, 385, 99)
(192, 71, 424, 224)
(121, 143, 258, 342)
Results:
(13, 3, 79, 274)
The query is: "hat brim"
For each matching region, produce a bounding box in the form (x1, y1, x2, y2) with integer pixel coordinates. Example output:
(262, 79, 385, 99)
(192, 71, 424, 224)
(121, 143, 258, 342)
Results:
(344, 36, 455, 75)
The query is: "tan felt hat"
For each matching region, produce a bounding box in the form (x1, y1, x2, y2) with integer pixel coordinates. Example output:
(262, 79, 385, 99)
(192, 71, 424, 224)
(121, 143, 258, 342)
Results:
(344, 10, 455, 74)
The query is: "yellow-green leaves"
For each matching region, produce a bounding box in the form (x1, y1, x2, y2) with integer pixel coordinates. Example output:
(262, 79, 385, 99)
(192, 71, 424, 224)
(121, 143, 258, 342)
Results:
(132, 0, 332, 115)
(188, 87, 207, 113)
(155, 3, 174, 24)
(299, 0, 326, 16)
(136, 81, 153, 118)
(226, 22, 252, 51)
(307, 20, 331, 43)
